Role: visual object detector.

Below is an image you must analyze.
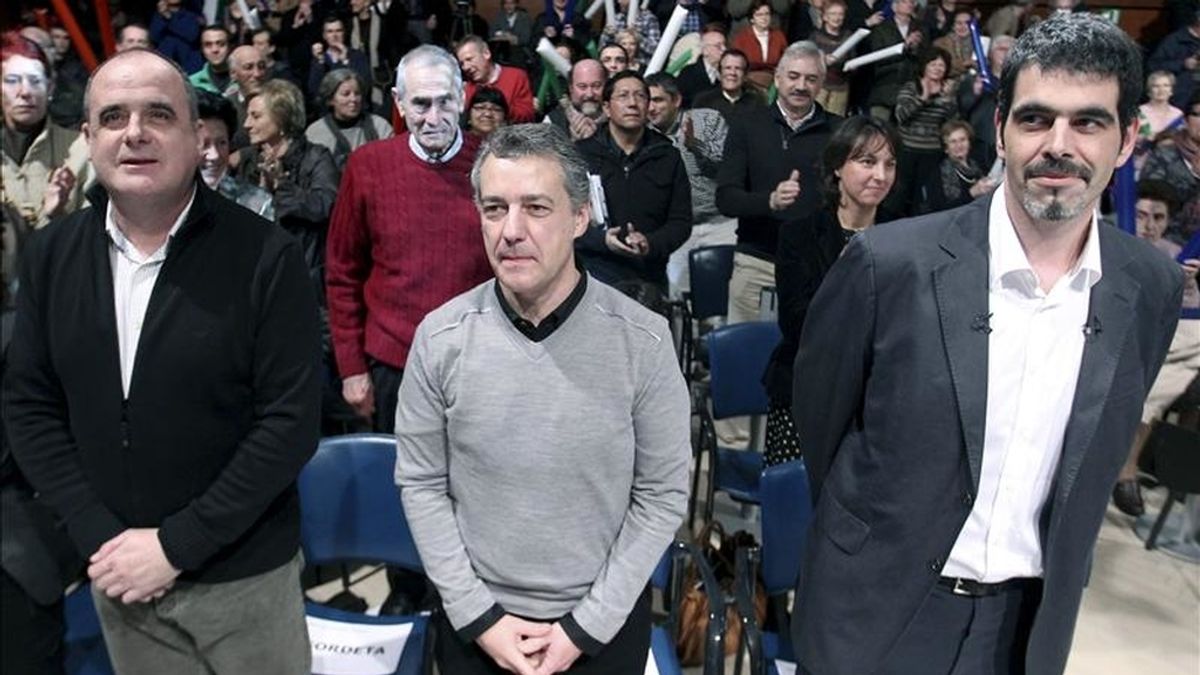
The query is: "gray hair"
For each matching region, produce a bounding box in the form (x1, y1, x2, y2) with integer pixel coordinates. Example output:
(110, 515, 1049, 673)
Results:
(997, 13, 1142, 137)
(470, 124, 591, 211)
(989, 34, 1014, 58)
(393, 45, 463, 105)
(319, 68, 367, 111)
(779, 40, 827, 80)
(83, 48, 199, 123)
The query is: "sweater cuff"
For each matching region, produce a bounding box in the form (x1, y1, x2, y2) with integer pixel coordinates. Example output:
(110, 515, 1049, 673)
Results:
(456, 603, 507, 643)
(157, 508, 218, 572)
(65, 505, 126, 559)
(560, 613, 605, 656)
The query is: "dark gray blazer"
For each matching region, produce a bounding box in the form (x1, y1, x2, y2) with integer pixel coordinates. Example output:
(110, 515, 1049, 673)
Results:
(790, 195, 1183, 675)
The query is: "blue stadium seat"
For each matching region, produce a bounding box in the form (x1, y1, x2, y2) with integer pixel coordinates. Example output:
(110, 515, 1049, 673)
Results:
(298, 433, 430, 675)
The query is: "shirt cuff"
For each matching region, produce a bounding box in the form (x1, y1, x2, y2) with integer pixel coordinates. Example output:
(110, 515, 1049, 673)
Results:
(560, 613, 605, 656)
(456, 603, 506, 643)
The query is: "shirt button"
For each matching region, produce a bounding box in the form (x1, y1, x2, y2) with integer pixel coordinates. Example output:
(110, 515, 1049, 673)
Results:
(961, 492, 974, 506)
(928, 558, 943, 573)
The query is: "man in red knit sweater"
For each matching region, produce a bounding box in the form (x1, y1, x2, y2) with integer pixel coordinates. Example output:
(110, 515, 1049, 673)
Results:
(455, 35, 536, 123)
(327, 45, 493, 433)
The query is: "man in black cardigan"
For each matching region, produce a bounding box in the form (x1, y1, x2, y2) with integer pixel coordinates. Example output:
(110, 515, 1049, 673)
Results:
(2, 48, 321, 674)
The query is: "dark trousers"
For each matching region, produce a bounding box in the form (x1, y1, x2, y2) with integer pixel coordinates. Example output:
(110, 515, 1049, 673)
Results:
(434, 589, 652, 674)
(0, 569, 65, 675)
(875, 580, 1043, 675)
(368, 360, 404, 434)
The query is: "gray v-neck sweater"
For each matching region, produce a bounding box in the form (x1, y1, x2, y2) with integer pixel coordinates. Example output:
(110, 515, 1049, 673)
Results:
(395, 276, 691, 647)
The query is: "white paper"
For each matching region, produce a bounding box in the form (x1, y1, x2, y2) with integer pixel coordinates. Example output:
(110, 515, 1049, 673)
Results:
(829, 28, 870, 62)
(536, 37, 573, 76)
(842, 42, 904, 72)
(775, 660, 798, 675)
(307, 615, 412, 675)
(644, 4, 689, 75)
(588, 174, 609, 226)
(585, 0, 606, 19)
(643, 647, 661, 675)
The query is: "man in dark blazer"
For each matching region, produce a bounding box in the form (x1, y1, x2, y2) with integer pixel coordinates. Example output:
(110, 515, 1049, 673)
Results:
(791, 15, 1185, 675)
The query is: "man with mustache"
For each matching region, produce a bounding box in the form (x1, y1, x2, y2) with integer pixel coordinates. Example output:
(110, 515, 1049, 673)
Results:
(396, 123, 689, 675)
(790, 15, 1184, 675)
(715, 40, 838, 446)
(543, 59, 607, 141)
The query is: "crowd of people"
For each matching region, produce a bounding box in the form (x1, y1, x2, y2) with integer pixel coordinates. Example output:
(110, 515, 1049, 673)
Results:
(1, 1, 1199, 674)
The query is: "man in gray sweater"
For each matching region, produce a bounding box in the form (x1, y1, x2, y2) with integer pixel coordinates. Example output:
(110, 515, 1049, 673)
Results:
(394, 124, 691, 675)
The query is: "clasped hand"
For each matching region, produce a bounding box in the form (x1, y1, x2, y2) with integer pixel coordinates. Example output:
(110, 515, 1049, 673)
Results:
(477, 616, 582, 675)
(88, 528, 180, 604)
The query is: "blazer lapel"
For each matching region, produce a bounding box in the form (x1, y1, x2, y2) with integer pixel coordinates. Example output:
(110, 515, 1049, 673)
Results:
(1053, 231, 1138, 509)
(932, 203, 992, 492)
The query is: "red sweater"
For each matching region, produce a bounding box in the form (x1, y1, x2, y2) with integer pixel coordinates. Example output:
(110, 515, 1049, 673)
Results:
(464, 65, 537, 123)
(326, 133, 492, 375)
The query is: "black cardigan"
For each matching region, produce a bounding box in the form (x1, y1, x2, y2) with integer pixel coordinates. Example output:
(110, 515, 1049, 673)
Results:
(2, 181, 321, 583)
(764, 207, 849, 403)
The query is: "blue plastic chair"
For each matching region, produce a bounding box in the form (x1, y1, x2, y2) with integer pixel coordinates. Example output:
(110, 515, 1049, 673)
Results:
(688, 245, 736, 323)
(692, 321, 782, 529)
(64, 583, 115, 675)
(684, 245, 737, 384)
(297, 433, 430, 675)
(733, 460, 813, 675)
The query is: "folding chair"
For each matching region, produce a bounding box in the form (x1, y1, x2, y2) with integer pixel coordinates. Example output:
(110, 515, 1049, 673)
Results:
(733, 459, 813, 675)
(683, 245, 736, 382)
(648, 540, 729, 675)
(691, 321, 782, 530)
(297, 433, 431, 675)
(63, 583, 115, 675)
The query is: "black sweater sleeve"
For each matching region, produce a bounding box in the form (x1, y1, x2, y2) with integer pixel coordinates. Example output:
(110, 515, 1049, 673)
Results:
(3, 229, 127, 559)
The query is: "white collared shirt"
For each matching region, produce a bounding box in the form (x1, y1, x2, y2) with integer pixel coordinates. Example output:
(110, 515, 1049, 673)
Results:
(106, 191, 195, 397)
(943, 188, 1102, 582)
(408, 129, 464, 164)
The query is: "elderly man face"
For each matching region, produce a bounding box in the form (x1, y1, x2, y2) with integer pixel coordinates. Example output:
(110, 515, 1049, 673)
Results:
(396, 62, 462, 156)
(569, 59, 605, 118)
(775, 53, 823, 118)
(230, 45, 267, 95)
(456, 41, 493, 84)
(700, 31, 726, 67)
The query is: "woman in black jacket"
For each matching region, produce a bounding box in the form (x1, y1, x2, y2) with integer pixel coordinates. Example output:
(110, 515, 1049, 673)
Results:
(763, 116, 899, 466)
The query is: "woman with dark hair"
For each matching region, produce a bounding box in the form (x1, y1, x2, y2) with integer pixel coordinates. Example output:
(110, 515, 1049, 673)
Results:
(890, 46, 957, 216)
(763, 116, 899, 466)
(464, 86, 509, 137)
(925, 119, 997, 212)
(731, 0, 788, 91)
(305, 69, 393, 170)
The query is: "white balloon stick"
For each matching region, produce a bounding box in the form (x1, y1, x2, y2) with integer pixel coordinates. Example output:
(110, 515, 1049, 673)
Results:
(536, 37, 573, 76)
(644, 4, 688, 75)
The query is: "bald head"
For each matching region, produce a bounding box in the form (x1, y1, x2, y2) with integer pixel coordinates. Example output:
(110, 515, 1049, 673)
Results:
(229, 45, 267, 94)
(84, 48, 198, 123)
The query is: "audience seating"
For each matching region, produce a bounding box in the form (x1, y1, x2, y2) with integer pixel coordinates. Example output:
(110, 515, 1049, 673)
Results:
(691, 321, 781, 530)
(733, 460, 814, 675)
(683, 245, 737, 383)
(1138, 418, 1200, 553)
(297, 433, 431, 675)
(63, 583, 115, 675)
